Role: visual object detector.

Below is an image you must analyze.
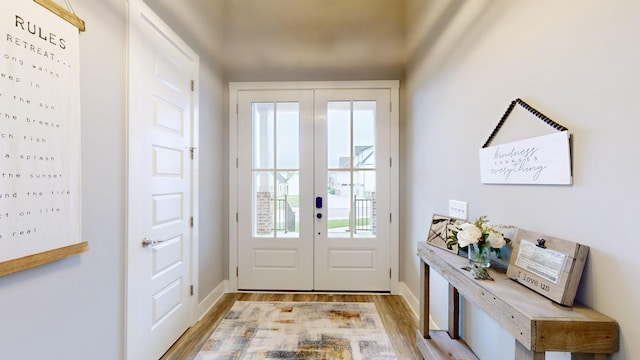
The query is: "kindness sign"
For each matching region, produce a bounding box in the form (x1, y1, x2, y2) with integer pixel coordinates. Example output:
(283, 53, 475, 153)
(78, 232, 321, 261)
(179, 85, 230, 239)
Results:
(479, 131, 572, 185)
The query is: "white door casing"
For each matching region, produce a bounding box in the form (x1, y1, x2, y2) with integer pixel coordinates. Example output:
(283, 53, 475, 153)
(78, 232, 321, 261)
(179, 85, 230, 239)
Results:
(230, 81, 399, 293)
(127, 1, 199, 359)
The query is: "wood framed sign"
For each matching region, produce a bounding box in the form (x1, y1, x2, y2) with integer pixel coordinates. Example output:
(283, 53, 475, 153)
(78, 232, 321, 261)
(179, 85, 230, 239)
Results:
(0, 0, 87, 276)
(506, 229, 588, 306)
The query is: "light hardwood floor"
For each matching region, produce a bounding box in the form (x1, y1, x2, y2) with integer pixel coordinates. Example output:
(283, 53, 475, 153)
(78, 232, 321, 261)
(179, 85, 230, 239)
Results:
(161, 293, 422, 360)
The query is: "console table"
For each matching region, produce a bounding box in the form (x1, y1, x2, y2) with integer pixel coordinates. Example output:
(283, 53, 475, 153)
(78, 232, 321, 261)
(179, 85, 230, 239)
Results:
(417, 241, 618, 360)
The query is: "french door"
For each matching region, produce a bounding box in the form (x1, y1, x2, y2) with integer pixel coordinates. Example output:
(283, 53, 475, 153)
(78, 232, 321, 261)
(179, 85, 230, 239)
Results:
(232, 82, 398, 292)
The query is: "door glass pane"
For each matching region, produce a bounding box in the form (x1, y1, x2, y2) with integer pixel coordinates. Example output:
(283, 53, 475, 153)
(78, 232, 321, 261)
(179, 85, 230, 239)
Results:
(252, 102, 274, 169)
(353, 101, 376, 169)
(353, 170, 376, 238)
(252, 102, 301, 239)
(327, 170, 351, 238)
(327, 101, 351, 169)
(276, 102, 300, 169)
(275, 171, 299, 237)
(326, 100, 377, 239)
(253, 171, 274, 237)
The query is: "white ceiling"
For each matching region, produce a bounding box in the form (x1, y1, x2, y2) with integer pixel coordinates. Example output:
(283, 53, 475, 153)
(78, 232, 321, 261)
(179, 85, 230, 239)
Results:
(144, 0, 407, 81)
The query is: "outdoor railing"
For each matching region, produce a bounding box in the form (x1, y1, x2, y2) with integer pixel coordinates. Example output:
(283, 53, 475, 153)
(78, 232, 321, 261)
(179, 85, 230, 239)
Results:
(275, 195, 296, 233)
(354, 196, 371, 233)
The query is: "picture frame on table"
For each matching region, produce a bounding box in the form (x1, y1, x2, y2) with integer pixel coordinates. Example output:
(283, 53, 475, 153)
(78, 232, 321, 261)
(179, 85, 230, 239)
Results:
(427, 214, 462, 254)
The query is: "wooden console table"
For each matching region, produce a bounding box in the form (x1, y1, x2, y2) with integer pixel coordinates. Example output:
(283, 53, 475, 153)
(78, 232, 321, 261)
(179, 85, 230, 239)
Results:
(417, 242, 618, 360)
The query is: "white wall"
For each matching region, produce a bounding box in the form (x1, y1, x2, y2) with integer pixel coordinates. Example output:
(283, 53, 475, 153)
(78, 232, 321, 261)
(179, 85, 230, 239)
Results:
(0, 0, 226, 358)
(403, 1, 639, 359)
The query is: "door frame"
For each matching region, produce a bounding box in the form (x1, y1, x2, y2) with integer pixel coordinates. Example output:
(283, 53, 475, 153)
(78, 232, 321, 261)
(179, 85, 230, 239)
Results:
(126, 1, 200, 358)
(228, 81, 399, 293)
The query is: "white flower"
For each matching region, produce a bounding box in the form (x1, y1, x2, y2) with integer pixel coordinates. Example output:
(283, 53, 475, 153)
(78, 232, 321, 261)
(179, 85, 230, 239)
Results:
(486, 231, 506, 248)
(457, 223, 481, 247)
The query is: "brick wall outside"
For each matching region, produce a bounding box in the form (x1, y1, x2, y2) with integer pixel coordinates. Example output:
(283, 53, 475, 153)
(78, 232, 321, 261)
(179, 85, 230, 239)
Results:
(256, 191, 273, 235)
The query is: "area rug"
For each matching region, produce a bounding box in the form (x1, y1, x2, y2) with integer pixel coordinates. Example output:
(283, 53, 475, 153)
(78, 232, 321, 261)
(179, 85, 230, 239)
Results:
(195, 301, 397, 360)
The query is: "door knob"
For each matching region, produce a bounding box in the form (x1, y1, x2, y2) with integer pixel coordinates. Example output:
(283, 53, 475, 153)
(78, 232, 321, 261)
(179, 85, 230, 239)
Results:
(142, 237, 167, 248)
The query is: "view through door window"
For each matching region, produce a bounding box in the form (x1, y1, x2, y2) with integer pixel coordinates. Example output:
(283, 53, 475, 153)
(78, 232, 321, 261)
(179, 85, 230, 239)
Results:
(327, 101, 377, 238)
(251, 102, 300, 238)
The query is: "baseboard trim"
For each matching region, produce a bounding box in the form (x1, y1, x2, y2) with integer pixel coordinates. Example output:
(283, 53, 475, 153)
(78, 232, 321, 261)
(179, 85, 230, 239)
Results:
(398, 281, 419, 319)
(398, 281, 438, 330)
(196, 280, 229, 320)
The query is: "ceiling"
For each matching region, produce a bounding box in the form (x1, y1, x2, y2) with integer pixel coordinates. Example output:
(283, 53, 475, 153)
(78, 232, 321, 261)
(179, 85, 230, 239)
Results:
(144, 0, 407, 81)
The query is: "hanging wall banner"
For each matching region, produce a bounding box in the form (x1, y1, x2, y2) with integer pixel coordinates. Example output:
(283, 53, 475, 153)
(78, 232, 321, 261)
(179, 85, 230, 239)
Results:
(0, 0, 86, 276)
(479, 131, 572, 185)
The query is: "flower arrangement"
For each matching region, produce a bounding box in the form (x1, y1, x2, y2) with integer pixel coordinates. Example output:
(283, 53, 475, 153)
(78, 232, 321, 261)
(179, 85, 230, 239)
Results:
(447, 215, 511, 257)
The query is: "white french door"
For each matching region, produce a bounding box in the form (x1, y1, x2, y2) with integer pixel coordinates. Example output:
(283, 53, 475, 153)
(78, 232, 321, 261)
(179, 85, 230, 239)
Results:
(313, 89, 391, 291)
(232, 82, 398, 292)
(237, 90, 315, 290)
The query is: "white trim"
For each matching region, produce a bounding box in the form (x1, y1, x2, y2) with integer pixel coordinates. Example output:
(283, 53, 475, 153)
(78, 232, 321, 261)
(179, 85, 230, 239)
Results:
(228, 81, 400, 293)
(398, 281, 438, 330)
(229, 80, 399, 91)
(389, 84, 400, 295)
(228, 87, 239, 292)
(190, 51, 201, 328)
(196, 280, 229, 320)
(398, 281, 419, 319)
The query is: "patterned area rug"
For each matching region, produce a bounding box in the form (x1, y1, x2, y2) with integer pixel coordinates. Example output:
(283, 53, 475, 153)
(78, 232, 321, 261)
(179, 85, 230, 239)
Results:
(195, 301, 397, 360)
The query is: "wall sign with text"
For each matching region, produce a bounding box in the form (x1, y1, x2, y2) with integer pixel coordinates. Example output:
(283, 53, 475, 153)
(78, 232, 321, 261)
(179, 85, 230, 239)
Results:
(479, 131, 572, 184)
(0, 0, 87, 276)
(479, 98, 573, 185)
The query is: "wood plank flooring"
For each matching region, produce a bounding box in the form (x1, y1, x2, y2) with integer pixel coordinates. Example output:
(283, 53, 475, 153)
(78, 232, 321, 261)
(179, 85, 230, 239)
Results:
(161, 293, 422, 360)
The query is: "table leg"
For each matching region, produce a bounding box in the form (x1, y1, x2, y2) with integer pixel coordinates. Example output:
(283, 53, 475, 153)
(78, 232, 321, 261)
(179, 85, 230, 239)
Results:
(448, 284, 460, 339)
(515, 340, 545, 360)
(419, 259, 430, 338)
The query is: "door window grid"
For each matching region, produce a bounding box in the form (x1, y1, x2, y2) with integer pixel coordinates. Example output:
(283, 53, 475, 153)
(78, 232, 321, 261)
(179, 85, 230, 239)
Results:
(327, 101, 377, 238)
(252, 102, 300, 238)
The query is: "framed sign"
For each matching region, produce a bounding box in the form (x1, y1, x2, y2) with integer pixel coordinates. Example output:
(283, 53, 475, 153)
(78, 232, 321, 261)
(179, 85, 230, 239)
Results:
(479, 131, 572, 184)
(480, 98, 573, 185)
(0, 0, 87, 276)
(506, 229, 588, 306)
(426, 214, 460, 254)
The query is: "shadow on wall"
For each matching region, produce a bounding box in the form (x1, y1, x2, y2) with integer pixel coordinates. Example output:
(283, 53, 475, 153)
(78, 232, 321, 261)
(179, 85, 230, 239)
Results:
(407, 0, 510, 76)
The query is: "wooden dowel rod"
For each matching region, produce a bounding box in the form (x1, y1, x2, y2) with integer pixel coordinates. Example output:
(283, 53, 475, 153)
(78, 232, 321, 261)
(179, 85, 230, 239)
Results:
(34, 0, 86, 32)
(0, 242, 89, 277)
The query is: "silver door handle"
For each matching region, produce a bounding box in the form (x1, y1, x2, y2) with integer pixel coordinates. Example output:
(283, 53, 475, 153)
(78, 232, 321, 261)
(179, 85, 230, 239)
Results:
(142, 237, 167, 248)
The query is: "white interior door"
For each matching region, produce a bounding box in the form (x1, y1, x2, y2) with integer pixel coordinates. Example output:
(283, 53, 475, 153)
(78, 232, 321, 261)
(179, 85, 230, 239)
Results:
(127, 2, 198, 359)
(234, 83, 396, 292)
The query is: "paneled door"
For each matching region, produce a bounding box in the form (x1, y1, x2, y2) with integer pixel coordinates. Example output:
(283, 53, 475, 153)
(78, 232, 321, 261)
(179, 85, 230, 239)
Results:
(313, 89, 391, 291)
(237, 90, 315, 290)
(127, 1, 199, 359)
(233, 83, 397, 292)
